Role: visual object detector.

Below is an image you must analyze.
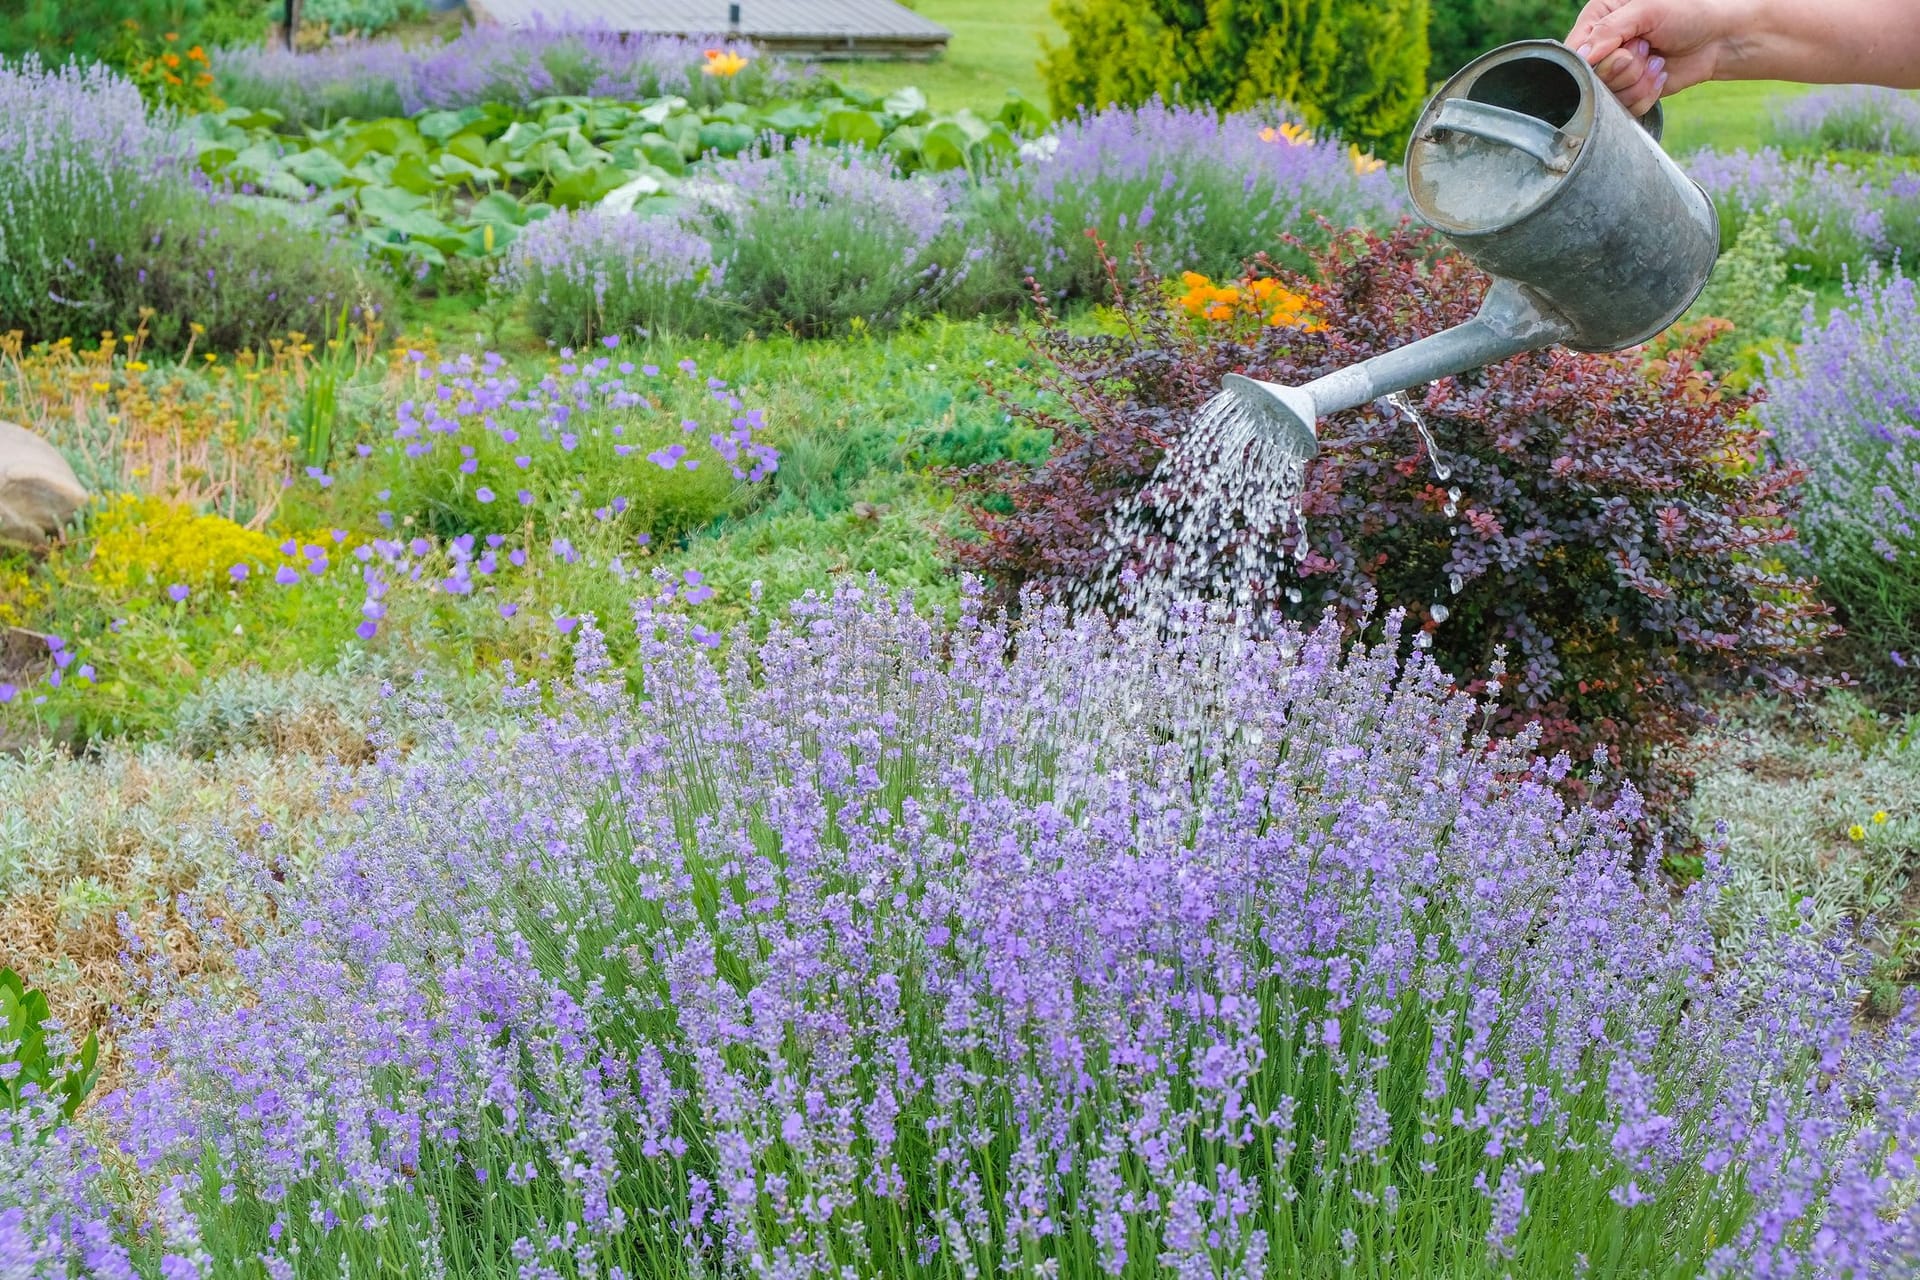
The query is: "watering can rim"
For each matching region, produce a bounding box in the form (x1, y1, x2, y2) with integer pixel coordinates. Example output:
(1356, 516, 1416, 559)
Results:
(1403, 39, 1664, 238)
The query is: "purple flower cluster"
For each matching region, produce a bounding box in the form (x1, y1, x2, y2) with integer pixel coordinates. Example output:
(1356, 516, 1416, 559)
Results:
(217, 23, 787, 129)
(984, 99, 1402, 303)
(1690, 146, 1920, 280)
(41, 586, 1920, 1275)
(1772, 85, 1920, 157)
(1760, 264, 1920, 665)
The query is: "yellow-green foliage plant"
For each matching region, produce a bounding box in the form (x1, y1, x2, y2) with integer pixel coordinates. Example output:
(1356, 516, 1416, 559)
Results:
(1041, 0, 1431, 153)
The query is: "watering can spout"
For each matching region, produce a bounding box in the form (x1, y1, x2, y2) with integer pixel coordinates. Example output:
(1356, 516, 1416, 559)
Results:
(1220, 38, 1719, 460)
(1221, 279, 1573, 459)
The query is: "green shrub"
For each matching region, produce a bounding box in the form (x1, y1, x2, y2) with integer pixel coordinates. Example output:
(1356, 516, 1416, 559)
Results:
(1041, 0, 1430, 152)
(1427, 0, 1581, 83)
(1681, 217, 1812, 380)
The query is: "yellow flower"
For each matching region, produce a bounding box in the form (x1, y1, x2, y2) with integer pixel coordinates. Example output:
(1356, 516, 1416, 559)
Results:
(1874, 810, 1890, 824)
(83, 495, 286, 595)
(1849, 824, 1868, 842)
(91, 381, 109, 393)
(1350, 144, 1386, 175)
(126, 360, 149, 372)
(702, 49, 749, 77)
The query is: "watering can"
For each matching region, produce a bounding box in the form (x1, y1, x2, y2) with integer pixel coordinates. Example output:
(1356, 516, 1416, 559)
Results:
(1221, 38, 1719, 458)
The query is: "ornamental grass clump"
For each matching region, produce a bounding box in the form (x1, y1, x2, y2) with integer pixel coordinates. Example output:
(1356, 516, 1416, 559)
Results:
(955, 230, 1831, 815)
(1760, 264, 1920, 691)
(973, 100, 1401, 309)
(21, 584, 1915, 1275)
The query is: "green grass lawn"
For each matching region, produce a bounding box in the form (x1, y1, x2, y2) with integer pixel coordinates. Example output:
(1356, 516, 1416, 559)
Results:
(830, 6, 1800, 156)
(831, 0, 1059, 113)
(1658, 79, 1809, 154)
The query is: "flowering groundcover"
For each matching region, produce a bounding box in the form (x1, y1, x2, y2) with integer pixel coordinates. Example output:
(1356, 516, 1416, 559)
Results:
(7, 583, 1919, 1277)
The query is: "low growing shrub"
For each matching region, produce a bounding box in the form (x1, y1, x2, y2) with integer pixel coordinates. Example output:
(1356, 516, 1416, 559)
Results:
(1759, 264, 1920, 693)
(27, 585, 1920, 1276)
(955, 230, 1832, 812)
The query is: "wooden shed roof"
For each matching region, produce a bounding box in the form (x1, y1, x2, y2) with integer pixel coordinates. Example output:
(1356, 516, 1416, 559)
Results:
(469, 0, 952, 59)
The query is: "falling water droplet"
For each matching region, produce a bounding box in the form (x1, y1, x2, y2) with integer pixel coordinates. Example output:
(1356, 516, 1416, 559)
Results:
(1449, 572, 1464, 594)
(1286, 586, 1303, 604)
(1443, 499, 1458, 518)
(1430, 603, 1451, 623)
(1387, 388, 1449, 482)
(1447, 486, 1462, 504)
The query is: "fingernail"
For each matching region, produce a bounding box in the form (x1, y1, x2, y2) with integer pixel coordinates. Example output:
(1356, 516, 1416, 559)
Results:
(1648, 55, 1666, 74)
(1576, 42, 1591, 59)
(1655, 71, 1670, 92)
(1636, 39, 1650, 56)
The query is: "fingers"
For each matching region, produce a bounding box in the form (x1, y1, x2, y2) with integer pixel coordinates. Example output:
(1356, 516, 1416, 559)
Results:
(1565, 0, 1622, 53)
(1596, 39, 1651, 93)
(1570, 0, 1657, 73)
(1617, 61, 1669, 116)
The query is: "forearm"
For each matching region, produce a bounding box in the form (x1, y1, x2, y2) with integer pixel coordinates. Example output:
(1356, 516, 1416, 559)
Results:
(1719, 0, 1920, 87)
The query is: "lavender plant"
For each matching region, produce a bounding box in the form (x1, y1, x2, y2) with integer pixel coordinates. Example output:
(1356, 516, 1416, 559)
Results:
(1691, 146, 1920, 283)
(1771, 86, 1920, 157)
(218, 25, 784, 129)
(0, 58, 384, 349)
(696, 140, 972, 338)
(1760, 264, 1920, 684)
(506, 141, 971, 342)
(52, 585, 1920, 1276)
(973, 100, 1402, 307)
(0, 59, 190, 339)
(502, 210, 729, 345)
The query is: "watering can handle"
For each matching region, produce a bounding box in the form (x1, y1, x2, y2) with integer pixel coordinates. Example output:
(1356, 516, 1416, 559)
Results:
(1424, 99, 1578, 172)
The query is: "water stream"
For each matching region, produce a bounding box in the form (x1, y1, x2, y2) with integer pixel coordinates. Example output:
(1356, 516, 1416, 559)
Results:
(1079, 389, 1313, 629)
(1084, 382, 1463, 629)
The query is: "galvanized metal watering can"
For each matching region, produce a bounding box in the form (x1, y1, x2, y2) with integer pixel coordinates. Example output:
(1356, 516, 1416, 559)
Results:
(1222, 38, 1719, 458)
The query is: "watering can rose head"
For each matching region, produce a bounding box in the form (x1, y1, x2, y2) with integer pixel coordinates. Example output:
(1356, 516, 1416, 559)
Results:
(1224, 39, 1717, 459)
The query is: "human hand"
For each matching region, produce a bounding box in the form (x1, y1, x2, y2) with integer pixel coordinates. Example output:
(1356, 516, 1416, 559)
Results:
(1566, 0, 1736, 115)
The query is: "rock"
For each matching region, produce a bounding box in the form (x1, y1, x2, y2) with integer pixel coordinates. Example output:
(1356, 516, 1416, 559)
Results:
(0, 421, 87, 547)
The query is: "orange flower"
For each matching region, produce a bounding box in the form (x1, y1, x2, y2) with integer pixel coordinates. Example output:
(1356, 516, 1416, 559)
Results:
(163, 30, 178, 41)
(1260, 122, 1314, 147)
(702, 48, 749, 77)
(162, 52, 181, 68)
(188, 45, 208, 63)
